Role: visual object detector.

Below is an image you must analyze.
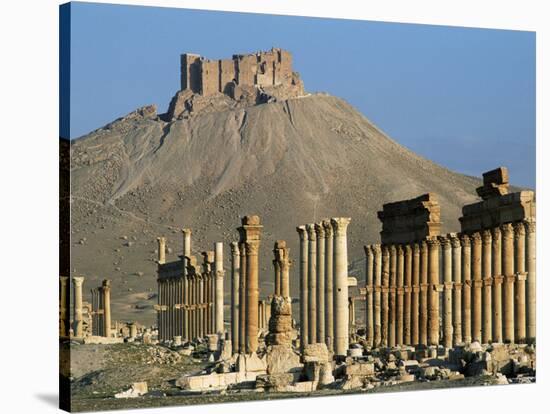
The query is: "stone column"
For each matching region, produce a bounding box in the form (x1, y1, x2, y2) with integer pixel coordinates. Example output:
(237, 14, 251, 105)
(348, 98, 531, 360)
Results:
(273, 258, 281, 296)
(73, 276, 85, 338)
(306, 224, 317, 343)
(182, 229, 192, 341)
(427, 237, 440, 346)
(373, 244, 382, 348)
(215, 242, 225, 334)
(492, 227, 503, 343)
(296, 225, 309, 351)
(481, 230, 493, 344)
(59, 276, 70, 337)
(411, 243, 420, 345)
(238, 243, 247, 353)
(396, 245, 405, 346)
(241, 215, 263, 354)
(381, 245, 390, 347)
(471, 232, 482, 342)
(102, 280, 112, 338)
(525, 219, 536, 342)
(280, 244, 291, 299)
(315, 223, 326, 344)
(501, 223, 515, 343)
(419, 240, 428, 346)
(323, 220, 334, 351)
(440, 236, 452, 348)
(450, 235, 462, 345)
(230, 242, 240, 353)
(332, 217, 351, 357)
(388, 245, 397, 347)
(514, 222, 526, 343)
(364, 245, 374, 347)
(348, 297, 356, 334)
(404, 245, 412, 346)
(157, 237, 166, 264)
(461, 235, 472, 343)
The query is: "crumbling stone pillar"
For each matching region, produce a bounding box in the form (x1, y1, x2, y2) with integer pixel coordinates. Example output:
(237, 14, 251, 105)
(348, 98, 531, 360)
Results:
(492, 227, 503, 343)
(373, 244, 382, 348)
(296, 225, 309, 351)
(238, 243, 247, 353)
(396, 245, 405, 346)
(59, 276, 70, 337)
(381, 245, 390, 347)
(411, 243, 420, 345)
(306, 224, 317, 344)
(419, 240, 428, 346)
(323, 220, 334, 351)
(315, 223, 326, 344)
(501, 223, 515, 343)
(427, 237, 440, 346)
(364, 245, 374, 347)
(157, 237, 166, 264)
(440, 236, 452, 348)
(514, 222, 526, 343)
(389, 245, 397, 347)
(525, 219, 536, 342)
(102, 280, 112, 338)
(461, 235, 472, 343)
(404, 245, 412, 346)
(450, 235, 462, 345)
(241, 215, 263, 354)
(471, 232, 483, 342)
(481, 230, 493, 344)
(73, 276, 85, 338)
(332, 217, 351, 357)
(230, 242, 240, 353)
(214, 242, 224, 334)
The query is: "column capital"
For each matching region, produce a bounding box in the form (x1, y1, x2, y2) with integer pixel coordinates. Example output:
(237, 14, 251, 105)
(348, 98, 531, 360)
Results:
(426, 236, 440, 248)
(438, 235, 451, 249)
(404, 244, 412, 255)
(181, 228, 192, 236)
(60, 276, 69, 284)
(306, 223, 316, 239)
(230, 241, 240, 256)
(481, 229, 492, 245)
(450, 234, 461, 248)
(296, 225, 308, 241)
(102, 279, 111, 290)
(412, 243, 420, 254)
(330, 217, 351, 236)
(491, 226, 502, 240)
(363, 245, 374, 257)
(470, 232, 482, 245)
(460, 233, 471, 247)
(314, 222, 325, 238)
(381, 244, 390, 256)
(73, 276, 85, 286)
(523, 218, 536, 233)
(397, 245, 404, 256)
(420, 239, 428, 251)
(500, 222, 514, 238)
(372, 243, 382, 255)
(245, 241, 260, 256)
(513, 221, 526, 238)
(389, 244, 397, 254)
(322, 219, 333, 236)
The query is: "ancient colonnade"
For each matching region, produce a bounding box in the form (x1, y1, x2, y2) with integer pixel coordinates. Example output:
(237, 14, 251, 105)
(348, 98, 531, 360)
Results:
(296, 217, 351, 357)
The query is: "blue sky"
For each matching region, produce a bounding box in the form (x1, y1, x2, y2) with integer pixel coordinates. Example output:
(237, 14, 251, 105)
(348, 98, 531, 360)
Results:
(65, 2, 536, 187)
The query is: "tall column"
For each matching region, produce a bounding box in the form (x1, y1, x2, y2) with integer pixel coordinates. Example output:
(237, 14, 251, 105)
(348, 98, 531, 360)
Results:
(73, 276, 85, 338)
(157, 237, 166, 264)
(215, 242, 225, 334)
(315, 223, 326, 344)
(198, 274, 204, 338)
(411, 243, 420, 345)
(241, 215, 263, 354)
(388, 245, 397, 347)
(59, 276, 70, 337)
(492, 227, 503, 343)
(481, 230, 493, 343)
(471, 232, 482, 342)
(273, 258, 281, 296)
(296, 226, 309, 351)
(102, 280, 112, 338)
(525, 219, 536, 342)
(238, 243, 247, 353)
(450, 235, 462, 345)
(306, 224, 317, 343)
(182, 229, 192, 342)
(364, 245, 374, 347)
(348, 297, 355, 334)
(427, 237, 440, 346)
(230, 242, 240, 353)
(373, 244, 382, 348)
(501, 223, 515, 343)
(514, 222, 526, 343)
(381, 245, 390, 347)
(461, 234, 472, 343)
(440, 236, 452, 348)
(419, 240, 428, 346)
(396, 245, 405, 346)
(404, 245, 412, 346)
(323, 220, 334, 351)
(332, 217, 351, 357)
(279, 242, 291, 298)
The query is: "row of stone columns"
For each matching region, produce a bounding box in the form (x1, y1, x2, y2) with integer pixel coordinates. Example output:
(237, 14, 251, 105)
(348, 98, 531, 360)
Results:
(363, 219, 536, 348)
(296, 217, 351, 357)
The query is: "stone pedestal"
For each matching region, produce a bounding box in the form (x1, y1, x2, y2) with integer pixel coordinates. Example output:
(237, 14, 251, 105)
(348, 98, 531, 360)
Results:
(332, 217, 351, 357)
(296, 225, 309, 351)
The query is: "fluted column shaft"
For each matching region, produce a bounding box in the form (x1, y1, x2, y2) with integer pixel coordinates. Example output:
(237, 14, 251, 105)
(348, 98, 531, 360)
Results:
(306, 224, 317, 343)
(332, 217, 351, 357)
(502, 223, 515, 343)
(323, 220, 334, 350)
(296, 226, 309, 351)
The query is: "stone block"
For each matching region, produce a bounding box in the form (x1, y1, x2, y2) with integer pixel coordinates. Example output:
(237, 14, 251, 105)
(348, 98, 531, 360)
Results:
(303, 343, 330, 363)
(266, 345, 302, 375)
(345, 362, 375, 377)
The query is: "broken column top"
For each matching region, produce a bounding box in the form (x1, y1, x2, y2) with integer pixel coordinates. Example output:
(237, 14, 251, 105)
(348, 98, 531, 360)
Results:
(476, 166, 510, 200)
